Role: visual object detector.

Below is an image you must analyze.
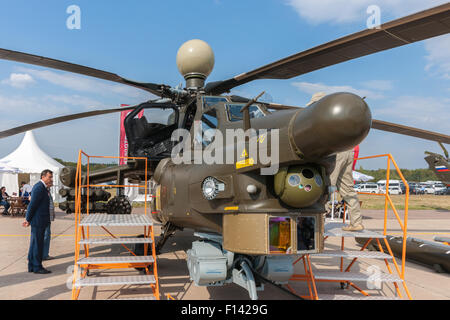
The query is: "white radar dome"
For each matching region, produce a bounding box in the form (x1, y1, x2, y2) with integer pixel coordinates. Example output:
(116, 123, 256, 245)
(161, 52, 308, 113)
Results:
(176, 39, 215, 79)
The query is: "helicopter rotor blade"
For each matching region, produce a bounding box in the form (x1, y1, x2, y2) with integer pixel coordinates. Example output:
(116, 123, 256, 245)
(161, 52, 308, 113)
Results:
(0, 48, 169, 97)
(371, 119, 450, 145)
(206, 3, 450, 95)
(0, 106, 137, 140)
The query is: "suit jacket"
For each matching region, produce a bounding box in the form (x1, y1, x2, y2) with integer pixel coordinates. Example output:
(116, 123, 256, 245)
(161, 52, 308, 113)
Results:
(25, 181, 50, 228)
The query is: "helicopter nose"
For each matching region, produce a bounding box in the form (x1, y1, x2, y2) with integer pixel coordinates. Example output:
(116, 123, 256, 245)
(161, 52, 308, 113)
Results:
(290, 92, 372, 160)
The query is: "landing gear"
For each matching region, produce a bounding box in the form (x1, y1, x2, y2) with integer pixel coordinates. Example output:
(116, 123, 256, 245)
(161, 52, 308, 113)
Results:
(155, 222, 179, 255)
(232, 259, 259, 300)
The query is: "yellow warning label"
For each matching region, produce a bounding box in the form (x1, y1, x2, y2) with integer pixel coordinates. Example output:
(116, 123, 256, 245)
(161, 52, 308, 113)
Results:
(236, 158, 255, 169)
(241, 149, 248, 158)
(156, 186, 161, 211)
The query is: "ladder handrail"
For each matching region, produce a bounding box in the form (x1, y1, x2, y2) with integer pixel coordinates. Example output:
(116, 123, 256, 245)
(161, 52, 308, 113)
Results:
(71, 150, 159, 300)
(289, 153, 412, 300)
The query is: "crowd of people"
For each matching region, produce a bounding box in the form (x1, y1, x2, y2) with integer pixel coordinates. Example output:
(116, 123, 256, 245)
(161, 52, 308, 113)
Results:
(0, 182, 32, 216)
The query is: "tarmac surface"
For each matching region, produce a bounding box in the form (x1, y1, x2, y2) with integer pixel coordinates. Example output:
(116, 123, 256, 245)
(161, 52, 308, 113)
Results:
(0, 208, 449, 300)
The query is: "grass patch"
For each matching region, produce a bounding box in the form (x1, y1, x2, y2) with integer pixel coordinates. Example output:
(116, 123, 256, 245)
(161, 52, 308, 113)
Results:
(359, 194, 450, 211)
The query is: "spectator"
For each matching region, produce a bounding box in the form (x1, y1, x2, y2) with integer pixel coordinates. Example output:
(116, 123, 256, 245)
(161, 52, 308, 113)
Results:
(43, 184, 55, 261)
(0, 186, 10, 215)
(22, 170, 53, 274)
(20, 182, 32, 205)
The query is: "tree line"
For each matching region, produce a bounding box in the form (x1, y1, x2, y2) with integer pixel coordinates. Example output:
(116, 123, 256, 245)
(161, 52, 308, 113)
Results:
(357, 167, 439, 183)
(54, 158, 117, 172)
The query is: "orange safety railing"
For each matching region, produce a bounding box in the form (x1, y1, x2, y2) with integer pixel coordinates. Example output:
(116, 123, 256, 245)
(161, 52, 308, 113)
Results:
(356, 154, 411, 288)
(71, 150, 159, 300)
(288, 153, 412, 300)
(354, 153, 411, 299)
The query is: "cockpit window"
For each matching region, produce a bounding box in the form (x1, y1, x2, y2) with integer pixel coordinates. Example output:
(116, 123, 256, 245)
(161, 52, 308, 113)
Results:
(202, 96, 228, 109)
(226, 104, 266, 122)
(194, 108, 218, 148)
(140, 108, 176, 125)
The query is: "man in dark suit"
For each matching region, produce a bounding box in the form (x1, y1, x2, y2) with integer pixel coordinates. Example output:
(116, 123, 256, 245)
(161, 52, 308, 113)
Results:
(22, 170, 53, 274)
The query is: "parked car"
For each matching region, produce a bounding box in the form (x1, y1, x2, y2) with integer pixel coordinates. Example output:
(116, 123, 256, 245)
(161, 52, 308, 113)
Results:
(418, 184, 427, 194)
(408, 183, 425, 195)
(434, 184, 447, 195)
(381, 186, 402, 195)
(378, 180, 402, 195)
(423, 184, 435, 194)
(357, 183, 380, 193)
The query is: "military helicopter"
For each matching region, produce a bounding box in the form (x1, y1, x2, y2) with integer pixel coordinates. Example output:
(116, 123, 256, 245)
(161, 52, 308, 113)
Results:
(0, 4, 449, 300)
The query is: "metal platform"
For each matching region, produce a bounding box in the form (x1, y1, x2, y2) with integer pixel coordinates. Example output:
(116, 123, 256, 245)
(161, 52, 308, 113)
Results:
(319, 294, 400, 300)
(80, 214, 153, 227)
(77, 256, 154, 265)
(313, 270, 403, 283)
(313, 250, 392, 260)
(75, 275, 156, 288)
(325, 221, 385, 239)
(79, 237, 153, 245)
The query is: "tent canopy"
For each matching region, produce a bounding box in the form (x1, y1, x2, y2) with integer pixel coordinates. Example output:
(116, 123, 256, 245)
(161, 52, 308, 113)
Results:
(0, 131, 64, 199)
(0, 131, 63, 173)
(353, 171, 374, 182)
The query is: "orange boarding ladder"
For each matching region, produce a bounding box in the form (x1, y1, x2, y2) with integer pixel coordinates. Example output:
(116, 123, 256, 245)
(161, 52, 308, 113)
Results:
(288, 154, 412, 300)
(71, 150, 159, 300)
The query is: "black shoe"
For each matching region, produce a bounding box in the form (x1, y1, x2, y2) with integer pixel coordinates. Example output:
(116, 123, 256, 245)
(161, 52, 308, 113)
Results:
(34, 268, 51, 274)
(43, 256, 54, 261)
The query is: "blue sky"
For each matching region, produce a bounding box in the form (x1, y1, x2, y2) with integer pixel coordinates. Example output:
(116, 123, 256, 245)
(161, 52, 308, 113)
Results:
(0, 0, 448, 169)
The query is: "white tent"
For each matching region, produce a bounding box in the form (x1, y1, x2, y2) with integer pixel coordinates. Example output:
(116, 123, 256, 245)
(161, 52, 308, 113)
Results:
(353, 171, 374, 182)
(0, 131, 64, 201)
(0, 162, 22, 196)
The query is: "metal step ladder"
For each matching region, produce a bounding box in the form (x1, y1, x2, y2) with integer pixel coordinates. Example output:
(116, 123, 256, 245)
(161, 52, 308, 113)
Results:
(289, 219, 411, 300)
(71, 214, 160, 300)
(292, 220, 409, 300)
(289, 154, 413, 300)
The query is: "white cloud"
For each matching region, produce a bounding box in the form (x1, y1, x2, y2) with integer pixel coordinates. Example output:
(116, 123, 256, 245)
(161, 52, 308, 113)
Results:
(44, 94, 107, 110)
(0, 94, 71, 119)
(16, 67, 153, 99)
(1, 73, 35, 89)
(373, 95, 450, 133)
(286, 0, 448, 25)
(424, 34, 450, 80)
(292, 81, 385, 100)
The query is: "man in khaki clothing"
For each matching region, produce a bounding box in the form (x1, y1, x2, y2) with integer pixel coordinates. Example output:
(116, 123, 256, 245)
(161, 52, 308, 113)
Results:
(329, 149, 364, 231)
(307, 92, 364, 231)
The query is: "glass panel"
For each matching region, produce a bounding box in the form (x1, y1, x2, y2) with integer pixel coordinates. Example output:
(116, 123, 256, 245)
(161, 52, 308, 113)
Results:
(297, 217, 316, 251)
(141, 108, 176, 125)
(269, 217, 291, 253)
(227, 104, 265, 122)
(203, 96, 228, 109)
(194, 109, 218, 148)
